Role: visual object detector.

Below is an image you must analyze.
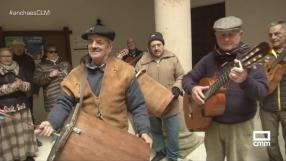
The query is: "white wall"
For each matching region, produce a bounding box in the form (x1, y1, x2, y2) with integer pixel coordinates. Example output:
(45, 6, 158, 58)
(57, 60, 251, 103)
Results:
(0, 0, 155, 66)
(225, 0, 286, 47)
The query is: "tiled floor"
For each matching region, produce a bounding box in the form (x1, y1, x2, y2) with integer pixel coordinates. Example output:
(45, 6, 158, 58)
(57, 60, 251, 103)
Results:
(34, 108, 285, 161)
(35, 136, 54, 161)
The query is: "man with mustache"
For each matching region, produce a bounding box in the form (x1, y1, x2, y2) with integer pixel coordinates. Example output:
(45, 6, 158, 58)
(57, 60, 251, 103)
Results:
(35, 25, 152, 148)
(135, 32, 184, 161)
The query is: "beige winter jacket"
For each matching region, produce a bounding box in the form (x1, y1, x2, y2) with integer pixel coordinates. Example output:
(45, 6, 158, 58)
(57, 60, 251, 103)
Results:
(135, 50, 184, 117)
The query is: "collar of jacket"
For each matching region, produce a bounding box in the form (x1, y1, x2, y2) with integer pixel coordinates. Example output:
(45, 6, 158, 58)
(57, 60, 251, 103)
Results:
(45, 56, 61, 64)
(140, 50, 175, 65)
(85, 60, 106, 72)
(82, 56, 121, 73)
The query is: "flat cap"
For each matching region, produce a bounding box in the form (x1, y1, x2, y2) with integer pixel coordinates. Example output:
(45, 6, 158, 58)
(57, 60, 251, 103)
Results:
(213, 16, 242, 31)
(81, 25, 115, 41)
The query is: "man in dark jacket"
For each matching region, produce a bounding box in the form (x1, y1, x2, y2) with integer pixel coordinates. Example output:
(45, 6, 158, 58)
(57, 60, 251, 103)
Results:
(182, 16, 268, 161)
(260, 21, 286, 161)
(11, 40, 36, 109)
(117, 37, 143, 66)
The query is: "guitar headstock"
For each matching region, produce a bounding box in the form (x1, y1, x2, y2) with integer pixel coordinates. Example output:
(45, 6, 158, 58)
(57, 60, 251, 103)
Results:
(240, 42, 271, 69)
(117, 48, 129, 58)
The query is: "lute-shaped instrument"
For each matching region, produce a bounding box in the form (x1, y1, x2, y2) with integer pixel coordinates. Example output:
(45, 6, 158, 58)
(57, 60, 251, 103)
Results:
(264, 50, 286, 94)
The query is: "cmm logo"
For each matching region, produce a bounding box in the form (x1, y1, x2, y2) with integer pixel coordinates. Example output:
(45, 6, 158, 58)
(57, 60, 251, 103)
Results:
(253, 131, 271, 147)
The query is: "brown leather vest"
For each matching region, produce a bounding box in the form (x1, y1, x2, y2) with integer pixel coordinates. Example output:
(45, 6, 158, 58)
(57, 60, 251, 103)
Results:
(61, 57, 135, 130)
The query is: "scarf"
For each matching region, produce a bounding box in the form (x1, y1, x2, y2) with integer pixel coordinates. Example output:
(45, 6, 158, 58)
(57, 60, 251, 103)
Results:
(0, 61, 19, 76)
(214, 42, 250, 66)
(81, 55, 105, 72)
(46, 56, 59, 64)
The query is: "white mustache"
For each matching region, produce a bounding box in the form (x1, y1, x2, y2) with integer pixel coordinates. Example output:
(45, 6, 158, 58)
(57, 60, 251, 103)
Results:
(89, 48, 101, 52)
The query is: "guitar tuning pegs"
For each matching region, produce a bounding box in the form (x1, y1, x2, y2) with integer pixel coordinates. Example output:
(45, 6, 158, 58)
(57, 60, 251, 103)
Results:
(264, 59, 270, 63)
(264, 55, 272, 61)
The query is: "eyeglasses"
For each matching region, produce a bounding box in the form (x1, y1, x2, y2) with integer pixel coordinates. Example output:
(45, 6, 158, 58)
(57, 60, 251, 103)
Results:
(48, 50, 58, 53)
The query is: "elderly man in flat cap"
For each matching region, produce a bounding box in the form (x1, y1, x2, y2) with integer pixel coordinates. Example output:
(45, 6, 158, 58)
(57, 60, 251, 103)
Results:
(182, 16, 268, 161)
(35, 25, 152, 147)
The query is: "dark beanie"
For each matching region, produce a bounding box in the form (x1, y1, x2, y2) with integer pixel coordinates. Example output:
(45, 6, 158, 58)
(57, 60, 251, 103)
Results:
(148, 32, 165, 45)
(81, 25, 115, 41)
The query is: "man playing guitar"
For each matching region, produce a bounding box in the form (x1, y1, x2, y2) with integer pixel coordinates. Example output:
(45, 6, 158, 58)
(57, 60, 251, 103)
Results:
(182, 16, 268, 161)
(117, 37, 143, 66)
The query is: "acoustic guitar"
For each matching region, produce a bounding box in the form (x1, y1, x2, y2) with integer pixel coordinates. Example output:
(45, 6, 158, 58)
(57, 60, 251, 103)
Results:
(264, 50, 286, 94)
(183, 42, 271, 131)
(117, 48, 143, 66)
(117, 48, 129, 59)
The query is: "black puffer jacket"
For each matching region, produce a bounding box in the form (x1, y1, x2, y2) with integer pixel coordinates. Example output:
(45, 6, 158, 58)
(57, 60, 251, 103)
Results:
(261, 72, 286, 111)
(33, 58, 71, 111)
(261, 49, 286, 112)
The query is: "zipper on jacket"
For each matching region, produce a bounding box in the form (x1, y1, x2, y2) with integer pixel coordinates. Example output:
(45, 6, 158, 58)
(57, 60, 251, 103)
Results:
(271, 49, 282, 111)
(277, 83, 281, 111)
(156, 60, 160, 81)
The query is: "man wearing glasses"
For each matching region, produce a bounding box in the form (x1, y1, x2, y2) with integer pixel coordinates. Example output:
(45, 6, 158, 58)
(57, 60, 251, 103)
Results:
(33, 44, 71, 112)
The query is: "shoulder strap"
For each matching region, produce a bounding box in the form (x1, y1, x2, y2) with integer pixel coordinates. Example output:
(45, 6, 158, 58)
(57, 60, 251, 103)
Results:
(47, 66, 87, 161)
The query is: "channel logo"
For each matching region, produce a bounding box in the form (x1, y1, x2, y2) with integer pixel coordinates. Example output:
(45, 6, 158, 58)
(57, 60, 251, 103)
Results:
(252, 131, 271, 147)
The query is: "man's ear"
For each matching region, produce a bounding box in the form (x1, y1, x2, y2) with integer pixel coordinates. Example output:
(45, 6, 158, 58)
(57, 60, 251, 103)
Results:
(109, 41, 113, 50)
(147, 46, 151, 53)
(239, 30, 243, 36)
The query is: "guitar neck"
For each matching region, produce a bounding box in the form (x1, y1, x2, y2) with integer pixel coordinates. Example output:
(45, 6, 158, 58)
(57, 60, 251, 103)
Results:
(204, 70, 230, 100)
(202, 42, 270, 101)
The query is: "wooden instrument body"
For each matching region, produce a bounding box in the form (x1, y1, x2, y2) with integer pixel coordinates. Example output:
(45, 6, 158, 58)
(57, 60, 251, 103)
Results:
(137, 73, 174, 117)
(265, 54, 286, 94)
(49, 110, 150, 161)
(183, 77, 225, 131)
(199, 77, 226, 116)
(124, 54, 143, 66)
(125, 56, 135, 63)
(183, 94, 212, 131)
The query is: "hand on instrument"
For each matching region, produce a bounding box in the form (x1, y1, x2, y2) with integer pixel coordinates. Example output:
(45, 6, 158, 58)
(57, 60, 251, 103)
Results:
(171, 86, 183, 99)
(229, 59, 247, 83)
(34, 121, 55, 137)
(117, 48, 129, 59)
(140, 133, 153, 149)
(191, 85, 209, 105)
